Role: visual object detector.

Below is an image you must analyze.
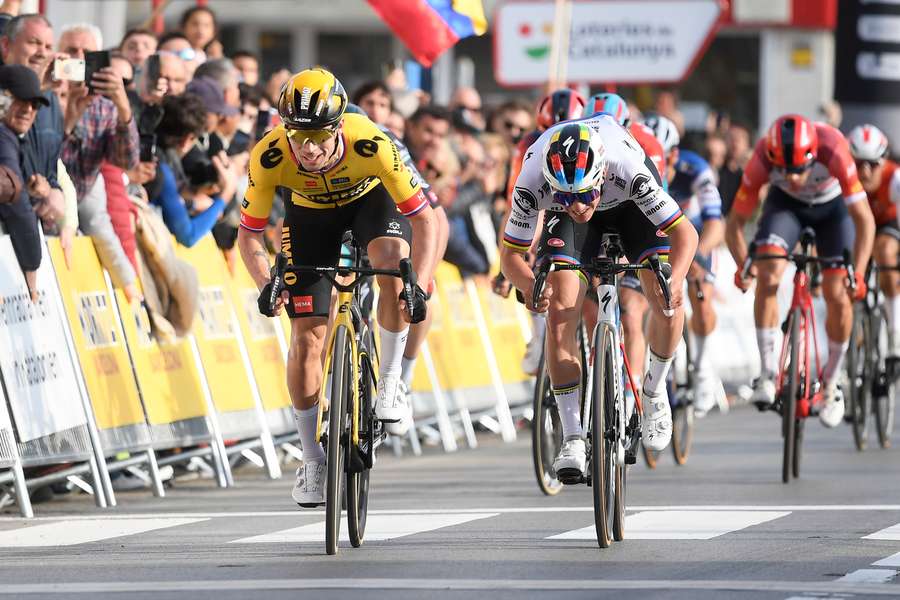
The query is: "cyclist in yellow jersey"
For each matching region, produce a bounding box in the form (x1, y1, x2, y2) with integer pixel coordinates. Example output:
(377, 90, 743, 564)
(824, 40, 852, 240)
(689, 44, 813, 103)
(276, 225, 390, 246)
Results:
(237, 68, 438, 507)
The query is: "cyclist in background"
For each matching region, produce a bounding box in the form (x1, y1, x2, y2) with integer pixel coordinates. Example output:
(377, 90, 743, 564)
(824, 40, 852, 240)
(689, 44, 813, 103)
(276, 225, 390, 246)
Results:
(495, 89, 585, 375)
(726, 114, 874, 428)
(848, 124, 900, 368)
(645, 113, 726, 416)
(238, 69, 437, 506)
(501, 115, 699, 476)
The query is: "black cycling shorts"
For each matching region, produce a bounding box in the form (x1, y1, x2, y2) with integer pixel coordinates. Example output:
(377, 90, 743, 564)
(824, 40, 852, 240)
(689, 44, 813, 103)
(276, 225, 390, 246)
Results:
(535, 202, 671, 273)
(877, 223, 900, 242)
(281, 184, 412, 318)
(753, 187, 854, 262)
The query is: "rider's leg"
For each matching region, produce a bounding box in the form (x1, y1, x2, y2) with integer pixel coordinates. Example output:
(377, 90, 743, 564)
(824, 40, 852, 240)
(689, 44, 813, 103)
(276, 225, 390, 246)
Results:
(875, 231, 900, 355)
(288, 316, 329, 463)
(546, 269, 588, 439)
(821, 269, 852, 387)
(620, 283, 648, 417)
(754, 257, 789, 380)
(639, 268, 684, 394)
(690, 280, 716, 369)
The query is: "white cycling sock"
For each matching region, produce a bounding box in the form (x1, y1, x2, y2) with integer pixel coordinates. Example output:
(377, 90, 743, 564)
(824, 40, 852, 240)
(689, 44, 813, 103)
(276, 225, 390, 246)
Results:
(756, 327, 779, 380)
(531, 311, 546, 342)
(294, 406, 325, 462)
(693, 333, 708, 372)
(822, 338, 850, 386)
(379, 327, 409, 379)
(552, 381, 583, 439)
(643, 348, 672, 397)
(400, 355, 417, 388)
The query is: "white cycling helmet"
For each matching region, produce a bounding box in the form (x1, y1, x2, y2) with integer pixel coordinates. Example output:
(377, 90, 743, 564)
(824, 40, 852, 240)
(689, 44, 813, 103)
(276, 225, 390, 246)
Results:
(848, 124, 889, 162)
(542, 122, 607, 202)
(643, 113, 680, 154)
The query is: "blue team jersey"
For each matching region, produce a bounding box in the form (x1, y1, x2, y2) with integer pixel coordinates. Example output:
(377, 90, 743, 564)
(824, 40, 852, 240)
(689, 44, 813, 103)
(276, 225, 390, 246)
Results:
(669, 150, 722, 229)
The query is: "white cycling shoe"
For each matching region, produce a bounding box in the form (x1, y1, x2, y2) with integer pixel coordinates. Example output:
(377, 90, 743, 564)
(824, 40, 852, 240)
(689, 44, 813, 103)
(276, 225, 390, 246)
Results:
(292, 461, 325, 507)
(385, 380, 413, 436)
(521, 337, 542, 376)
(819, 383, 845, 428)
(751, 376, 776, 408)
(553, 436, 586, 481)
(694, 371, 725, 418)
(641, 390, 672, 451)
(375, 375, 407, 423)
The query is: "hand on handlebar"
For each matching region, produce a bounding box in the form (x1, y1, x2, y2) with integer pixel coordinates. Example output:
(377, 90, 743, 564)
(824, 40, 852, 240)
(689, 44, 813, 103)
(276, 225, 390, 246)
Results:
(527, 279, 553, 313)
(258, 282, 289, 317)
(850, 270, 867, 302)
(491, 271, 512, 298)
(399, 283, 428, 324)
(734, 264, 756, 292)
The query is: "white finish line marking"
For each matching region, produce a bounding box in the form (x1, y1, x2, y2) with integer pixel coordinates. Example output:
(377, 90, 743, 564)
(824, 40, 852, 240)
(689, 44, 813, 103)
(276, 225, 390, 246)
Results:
(874, 551, 900, 567)
(864, 522, 900, 541)
(835, 569, 899, 584)
(548, 510, 790, 540)
(0, 518, 207, 547)
(231, 512, 497, 544)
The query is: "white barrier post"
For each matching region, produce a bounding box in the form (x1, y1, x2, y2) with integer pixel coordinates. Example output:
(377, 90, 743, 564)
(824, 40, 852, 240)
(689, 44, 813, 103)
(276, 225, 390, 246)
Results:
(464, 279, 517, 442)
(420, 342, 457, 452)
(187, 334, 234, 488)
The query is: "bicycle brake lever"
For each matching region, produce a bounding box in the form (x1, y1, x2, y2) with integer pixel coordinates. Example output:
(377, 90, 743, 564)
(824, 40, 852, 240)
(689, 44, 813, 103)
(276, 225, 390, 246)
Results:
(269, 252, 288, 314)
(647, 254, 674, 317)
(531, 260, 553, 310)
(399, 258, 417, 319)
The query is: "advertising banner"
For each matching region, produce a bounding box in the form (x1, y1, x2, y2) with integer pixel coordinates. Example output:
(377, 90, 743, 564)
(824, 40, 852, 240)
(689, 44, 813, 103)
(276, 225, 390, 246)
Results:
(494, 0, 722, 85)
(0, 236, 86, 441)
(835, 0, 900, 104)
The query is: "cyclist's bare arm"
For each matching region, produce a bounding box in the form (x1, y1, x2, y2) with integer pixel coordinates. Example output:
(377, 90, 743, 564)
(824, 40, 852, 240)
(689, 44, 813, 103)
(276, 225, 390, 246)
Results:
(408, 204, 438, 287)
(725, 210, 750, 270)
(848, 199, 875, 275)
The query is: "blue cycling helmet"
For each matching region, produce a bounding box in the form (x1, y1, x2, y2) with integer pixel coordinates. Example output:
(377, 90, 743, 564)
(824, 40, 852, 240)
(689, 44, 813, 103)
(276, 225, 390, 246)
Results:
(587, 93, 630, 127)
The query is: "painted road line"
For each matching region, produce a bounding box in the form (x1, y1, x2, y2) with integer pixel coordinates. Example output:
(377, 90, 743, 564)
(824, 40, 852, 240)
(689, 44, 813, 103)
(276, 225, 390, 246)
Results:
(864, 523, 900, 541)
(2, 505, 899, 522)
(873, 551, 900, 567)
(230, 512, 497, 544)
(2, 578, 900, 596)
(0, 518, 208, 547)
(548, 510, 790, 540)
(834, 569, 899, 584)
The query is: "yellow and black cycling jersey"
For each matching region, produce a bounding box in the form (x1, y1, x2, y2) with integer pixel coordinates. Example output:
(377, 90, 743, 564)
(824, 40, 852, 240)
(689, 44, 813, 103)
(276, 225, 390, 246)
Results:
(240, 113, 428, 231)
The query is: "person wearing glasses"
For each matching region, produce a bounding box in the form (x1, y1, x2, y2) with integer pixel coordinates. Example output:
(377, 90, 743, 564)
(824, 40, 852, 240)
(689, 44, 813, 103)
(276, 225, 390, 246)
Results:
(848, 124, 900, 367)
(237, 68, 437, 507)
(726, 115, 875, 427)
(500, 115, 699, 476)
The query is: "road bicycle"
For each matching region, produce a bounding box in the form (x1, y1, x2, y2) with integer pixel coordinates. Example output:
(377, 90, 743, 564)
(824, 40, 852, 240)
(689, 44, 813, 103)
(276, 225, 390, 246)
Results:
(846, 259, 896, 450)
(532, 234, 671, 548)
(742, 228, 853, 483)
(531, 323, 591, 496)
(269, 245, 419, 555)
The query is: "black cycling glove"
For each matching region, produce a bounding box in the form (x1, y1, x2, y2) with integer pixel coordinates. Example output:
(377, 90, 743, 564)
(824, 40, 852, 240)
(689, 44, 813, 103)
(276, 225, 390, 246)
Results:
(257, 282, 275, 317)
(399, 284, 428, 324)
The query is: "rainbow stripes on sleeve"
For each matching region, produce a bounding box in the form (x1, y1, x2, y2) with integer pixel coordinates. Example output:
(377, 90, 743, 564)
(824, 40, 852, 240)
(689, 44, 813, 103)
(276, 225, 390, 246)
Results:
(502, 232, 532, 253)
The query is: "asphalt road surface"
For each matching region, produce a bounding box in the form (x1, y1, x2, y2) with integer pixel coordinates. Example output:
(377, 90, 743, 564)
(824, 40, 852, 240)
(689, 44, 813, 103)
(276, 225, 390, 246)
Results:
(1, 403, 900, 599)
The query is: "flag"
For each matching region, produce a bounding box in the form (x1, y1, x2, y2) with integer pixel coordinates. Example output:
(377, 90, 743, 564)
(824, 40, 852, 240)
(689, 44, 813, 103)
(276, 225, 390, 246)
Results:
(366, 0, 487, 67)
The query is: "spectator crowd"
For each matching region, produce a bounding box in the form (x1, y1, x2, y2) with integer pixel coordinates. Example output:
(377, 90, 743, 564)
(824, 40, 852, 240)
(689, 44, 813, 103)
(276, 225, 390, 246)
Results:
(0, 0, 758, 326)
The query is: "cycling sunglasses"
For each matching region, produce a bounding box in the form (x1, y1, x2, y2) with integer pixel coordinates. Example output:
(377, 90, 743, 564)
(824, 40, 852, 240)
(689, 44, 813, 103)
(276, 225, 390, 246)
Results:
(552, 188, 601, 207)
(285, 126, 339, 145)
(855, 158, 884, 170)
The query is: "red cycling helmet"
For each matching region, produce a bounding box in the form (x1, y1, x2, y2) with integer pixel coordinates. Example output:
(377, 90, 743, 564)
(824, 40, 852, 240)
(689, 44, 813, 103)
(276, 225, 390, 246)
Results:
(536, 89, 586, 131)
(766, 114, 818, 173)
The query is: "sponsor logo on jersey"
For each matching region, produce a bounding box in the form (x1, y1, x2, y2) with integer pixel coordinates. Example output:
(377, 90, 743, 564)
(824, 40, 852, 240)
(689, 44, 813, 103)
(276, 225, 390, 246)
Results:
(388, 221, 401, 232)
(330, 177, 351, 185)
(548, 238, 565, 247)
(514, 186, 538, 212)
(305, 179, 318, 187)
(645, 198, 667, 216)
(630, 173, 653, 199)
(510, 218, 531, 229)
(609, 173, 626, 190)
(656, 229, 667, 238)
(241, 199, 249, 209)
(354, 138, 379, 158)
(293, 295, 314, 314)
(546, 215, 561, 233)
(260, 138, 284, 169)
(525, 151, 534, 161)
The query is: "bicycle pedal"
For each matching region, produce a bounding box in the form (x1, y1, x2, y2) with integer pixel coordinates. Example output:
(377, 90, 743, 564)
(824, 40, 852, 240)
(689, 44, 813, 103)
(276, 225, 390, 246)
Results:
(624, 451, 636, 465)
(556, 468, 585, 485)
(753, 400, 774, 412)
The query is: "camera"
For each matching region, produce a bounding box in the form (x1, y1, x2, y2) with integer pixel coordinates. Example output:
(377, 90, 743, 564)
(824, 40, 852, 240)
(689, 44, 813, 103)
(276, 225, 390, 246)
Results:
(139, 133, 157, 163)
(53, 58, 85, 82)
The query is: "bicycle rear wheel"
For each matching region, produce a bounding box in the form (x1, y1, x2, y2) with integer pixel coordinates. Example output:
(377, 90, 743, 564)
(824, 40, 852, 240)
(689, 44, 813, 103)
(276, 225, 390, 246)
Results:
(347, 327, 374, 548)
(847, 304, 872, 451)
(672, 326, 695, 465)
(781, 309, 800, 484)
(531, 344, 563, 496)
(873, 308, 896, 448)
(591, 325, 620, 548)
(325, 326, 350, 555)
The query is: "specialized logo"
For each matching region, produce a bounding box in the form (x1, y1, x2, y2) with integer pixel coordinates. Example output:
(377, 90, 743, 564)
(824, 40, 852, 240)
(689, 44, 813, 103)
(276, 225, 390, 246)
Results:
(514, 186, 538, 212)
(354, 138, 379, 158)
(260, 138, 283, 169)
(562, 136, 575, 157)
(601, 291, 612, 314)
(547, 238, 565, 247)
(292, 295, 313, 314)
(546, 215, 560, 234)
(630, 173, 653, 199)
(525, 151, 534, 161)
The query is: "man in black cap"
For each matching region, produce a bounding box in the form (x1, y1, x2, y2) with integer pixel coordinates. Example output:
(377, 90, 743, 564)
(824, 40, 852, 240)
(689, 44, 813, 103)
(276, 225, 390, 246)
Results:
(0, 63, 49, 300)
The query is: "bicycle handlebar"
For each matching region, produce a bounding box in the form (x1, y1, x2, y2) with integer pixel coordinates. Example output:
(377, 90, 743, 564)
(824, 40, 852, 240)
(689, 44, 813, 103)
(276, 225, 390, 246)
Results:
(741, 242, 856, 292)
(531, 253, 674, 316)
(268, 253, 419, 320)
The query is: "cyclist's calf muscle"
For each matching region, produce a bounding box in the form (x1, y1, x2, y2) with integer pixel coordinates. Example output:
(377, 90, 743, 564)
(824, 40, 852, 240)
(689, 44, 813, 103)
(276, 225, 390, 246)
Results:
(875, 234, 900, 295)
(545, 270, 587, 384)
(287, 317, 329, 410)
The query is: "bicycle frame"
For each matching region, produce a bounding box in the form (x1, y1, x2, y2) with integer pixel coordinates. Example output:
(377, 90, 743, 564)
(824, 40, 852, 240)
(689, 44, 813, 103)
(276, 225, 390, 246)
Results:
(775, 266, 823, 418)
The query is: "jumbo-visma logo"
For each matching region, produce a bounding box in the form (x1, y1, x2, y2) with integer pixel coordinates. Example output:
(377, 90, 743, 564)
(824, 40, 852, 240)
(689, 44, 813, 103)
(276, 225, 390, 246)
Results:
(517, 21, 554, 59)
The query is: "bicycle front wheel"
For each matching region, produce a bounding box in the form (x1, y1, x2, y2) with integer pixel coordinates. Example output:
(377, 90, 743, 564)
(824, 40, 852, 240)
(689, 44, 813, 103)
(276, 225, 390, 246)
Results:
(531, 344, 563, 496)
(591, 325, 621, 548)
(847, 304, 871, 451)
(873, 308, 895, 448)
(671, 325, 695, 465)
(781, 309, 800, 484)
(325, 326, 350, 555)
(347, 327, 374, 547)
